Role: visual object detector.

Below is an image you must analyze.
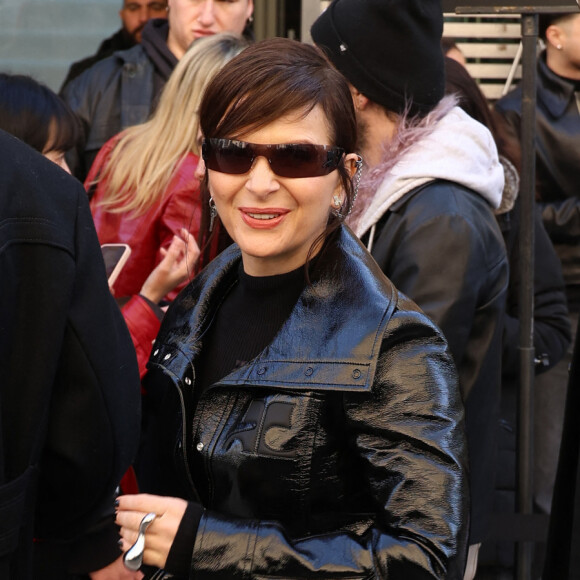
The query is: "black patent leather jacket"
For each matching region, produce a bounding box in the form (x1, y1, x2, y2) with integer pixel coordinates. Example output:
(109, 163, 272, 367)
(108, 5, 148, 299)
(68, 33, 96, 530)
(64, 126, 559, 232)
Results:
(142, 226, 469, 579)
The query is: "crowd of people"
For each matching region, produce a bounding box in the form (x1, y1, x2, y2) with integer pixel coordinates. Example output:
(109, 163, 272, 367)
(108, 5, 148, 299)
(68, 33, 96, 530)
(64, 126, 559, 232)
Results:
(1, 0, 579, 579)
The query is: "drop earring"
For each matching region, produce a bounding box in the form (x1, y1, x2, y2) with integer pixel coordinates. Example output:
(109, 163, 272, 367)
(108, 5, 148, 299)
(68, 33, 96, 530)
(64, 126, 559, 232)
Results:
(209, 197, 218, 232)
(349, 156, 364, 215)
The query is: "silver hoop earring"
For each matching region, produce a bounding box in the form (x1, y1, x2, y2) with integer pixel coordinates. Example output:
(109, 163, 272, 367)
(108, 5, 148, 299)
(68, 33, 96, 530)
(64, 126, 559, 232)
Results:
(209, 197, 218, 232)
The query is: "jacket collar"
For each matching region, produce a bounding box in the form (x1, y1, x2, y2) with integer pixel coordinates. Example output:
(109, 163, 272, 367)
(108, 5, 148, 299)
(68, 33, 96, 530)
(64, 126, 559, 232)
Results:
(140, 18, 177, 80)
(150, 226, 397, 392)
(113, 19, 177, 78)
(537, 51, 578, 119)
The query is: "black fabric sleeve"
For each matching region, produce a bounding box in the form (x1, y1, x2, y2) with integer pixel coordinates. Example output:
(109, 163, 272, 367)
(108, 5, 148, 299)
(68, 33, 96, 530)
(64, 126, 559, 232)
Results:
(164, 502, 204, 577)
(502, 206, 571, 377)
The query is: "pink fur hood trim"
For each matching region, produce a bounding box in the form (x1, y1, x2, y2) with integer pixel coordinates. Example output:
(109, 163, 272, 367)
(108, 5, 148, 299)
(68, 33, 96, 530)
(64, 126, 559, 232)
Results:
(347, 96, 505, 237)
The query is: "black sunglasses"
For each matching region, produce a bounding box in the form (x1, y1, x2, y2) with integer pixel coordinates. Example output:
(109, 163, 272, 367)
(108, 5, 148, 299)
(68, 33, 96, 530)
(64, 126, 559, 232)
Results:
(202, 138, 345, 178)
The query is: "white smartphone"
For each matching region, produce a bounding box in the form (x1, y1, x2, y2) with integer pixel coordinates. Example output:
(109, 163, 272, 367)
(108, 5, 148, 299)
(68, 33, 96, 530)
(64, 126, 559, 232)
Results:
(101, 243, 131, 287)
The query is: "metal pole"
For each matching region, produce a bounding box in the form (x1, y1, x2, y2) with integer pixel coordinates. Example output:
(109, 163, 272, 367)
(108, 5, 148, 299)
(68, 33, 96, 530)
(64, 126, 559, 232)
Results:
(516, 12, 538, 580)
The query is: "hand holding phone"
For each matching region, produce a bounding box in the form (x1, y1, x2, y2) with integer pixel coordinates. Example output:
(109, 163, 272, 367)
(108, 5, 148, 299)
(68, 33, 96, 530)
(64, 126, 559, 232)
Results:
(101, 243, 131, 287)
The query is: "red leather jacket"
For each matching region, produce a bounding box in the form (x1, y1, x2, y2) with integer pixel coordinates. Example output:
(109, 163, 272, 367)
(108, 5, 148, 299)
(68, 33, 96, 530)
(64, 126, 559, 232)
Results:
(86, 136, 201, 300)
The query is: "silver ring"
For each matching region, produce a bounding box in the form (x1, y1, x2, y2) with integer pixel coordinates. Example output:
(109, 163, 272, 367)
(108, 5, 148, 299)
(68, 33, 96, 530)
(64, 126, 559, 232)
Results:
(123, 512, 156, 571)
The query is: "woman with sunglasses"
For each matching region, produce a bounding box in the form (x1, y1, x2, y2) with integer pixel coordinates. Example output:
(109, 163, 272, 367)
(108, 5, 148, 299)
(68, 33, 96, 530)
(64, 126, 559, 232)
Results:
(115, 38, 469, 579)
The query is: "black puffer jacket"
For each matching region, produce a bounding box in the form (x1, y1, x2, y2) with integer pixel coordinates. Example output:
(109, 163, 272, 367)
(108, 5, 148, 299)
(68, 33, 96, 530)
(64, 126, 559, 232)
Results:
(140, 226, 469, 579)
(478, 195, 571, 570)
(496, 52, 580, 308)
(0, 130, 141, 578)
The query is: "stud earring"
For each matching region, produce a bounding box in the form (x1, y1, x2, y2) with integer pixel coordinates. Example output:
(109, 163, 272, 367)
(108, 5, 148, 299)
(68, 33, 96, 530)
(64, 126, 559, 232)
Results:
(332, 195, 342, 208)
(209, 197, 218, 232)
(557, 44, 563, 50)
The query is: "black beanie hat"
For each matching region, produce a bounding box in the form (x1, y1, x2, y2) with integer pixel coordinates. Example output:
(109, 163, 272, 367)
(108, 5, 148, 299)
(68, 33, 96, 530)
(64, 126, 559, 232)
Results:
(311, 0, 445, 117)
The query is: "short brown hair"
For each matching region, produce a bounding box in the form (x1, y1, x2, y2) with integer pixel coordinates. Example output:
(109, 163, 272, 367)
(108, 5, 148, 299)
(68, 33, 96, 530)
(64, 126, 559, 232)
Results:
(198, 38, 358, 256)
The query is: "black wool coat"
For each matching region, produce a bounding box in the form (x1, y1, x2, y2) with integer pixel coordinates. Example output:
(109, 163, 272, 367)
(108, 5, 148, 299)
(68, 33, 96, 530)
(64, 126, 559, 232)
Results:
(0, 130, 141, 578)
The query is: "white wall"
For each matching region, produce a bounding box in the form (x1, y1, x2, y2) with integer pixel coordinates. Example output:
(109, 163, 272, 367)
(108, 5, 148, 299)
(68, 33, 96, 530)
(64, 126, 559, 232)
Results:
(301, 0, 329, 44)
(0, 0, 120, 92)
(0, 0, 327, 93)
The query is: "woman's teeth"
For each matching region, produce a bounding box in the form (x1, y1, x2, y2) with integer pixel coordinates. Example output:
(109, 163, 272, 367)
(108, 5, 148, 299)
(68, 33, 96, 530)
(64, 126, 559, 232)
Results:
(248, 213, 279, 220)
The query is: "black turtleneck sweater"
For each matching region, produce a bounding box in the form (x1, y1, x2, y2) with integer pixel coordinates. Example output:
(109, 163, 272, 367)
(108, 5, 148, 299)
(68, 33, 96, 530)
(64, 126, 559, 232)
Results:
(164, 262, 307, 576)
(195, 262, 307, 393)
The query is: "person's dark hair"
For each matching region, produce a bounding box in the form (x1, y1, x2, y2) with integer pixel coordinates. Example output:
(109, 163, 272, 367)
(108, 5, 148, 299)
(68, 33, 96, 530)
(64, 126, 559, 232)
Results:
(539, 12, 578, 41)
(197, 37, 358, 261)
(0, 73, 79, 154)
(444, 57, 521, 173)
(441, 37, 459, 55)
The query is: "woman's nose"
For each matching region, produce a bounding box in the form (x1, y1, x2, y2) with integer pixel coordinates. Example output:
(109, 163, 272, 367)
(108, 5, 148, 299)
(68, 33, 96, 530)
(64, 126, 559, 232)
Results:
(245, 156, 280, 196)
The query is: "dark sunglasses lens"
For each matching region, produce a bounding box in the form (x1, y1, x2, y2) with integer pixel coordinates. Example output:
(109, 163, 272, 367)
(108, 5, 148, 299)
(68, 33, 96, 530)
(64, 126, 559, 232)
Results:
(269, 145, 320, 178)
(272, 145, 344, 178)
(203, 140, 253, 174)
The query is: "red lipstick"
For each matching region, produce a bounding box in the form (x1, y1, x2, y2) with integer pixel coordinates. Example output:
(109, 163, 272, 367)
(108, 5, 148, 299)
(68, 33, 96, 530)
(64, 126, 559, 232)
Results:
(239, 207, 289, 229)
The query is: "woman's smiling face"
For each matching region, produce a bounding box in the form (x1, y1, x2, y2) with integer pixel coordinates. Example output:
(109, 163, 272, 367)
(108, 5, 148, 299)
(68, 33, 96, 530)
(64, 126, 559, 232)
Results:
(208, 105, 347, 277)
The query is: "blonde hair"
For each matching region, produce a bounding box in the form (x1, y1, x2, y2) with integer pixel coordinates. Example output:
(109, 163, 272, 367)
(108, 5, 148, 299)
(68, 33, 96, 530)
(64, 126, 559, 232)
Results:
(95, 33, 248, 215)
